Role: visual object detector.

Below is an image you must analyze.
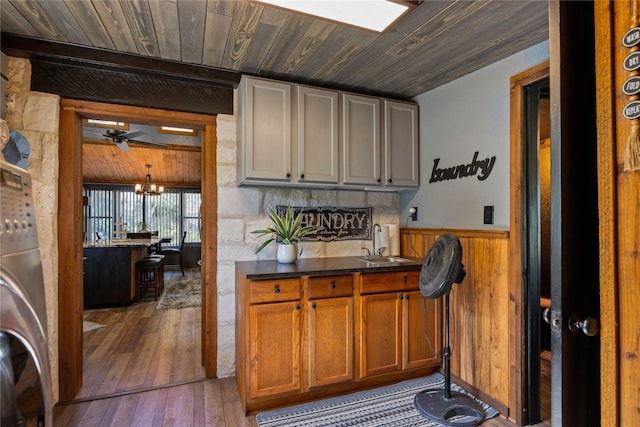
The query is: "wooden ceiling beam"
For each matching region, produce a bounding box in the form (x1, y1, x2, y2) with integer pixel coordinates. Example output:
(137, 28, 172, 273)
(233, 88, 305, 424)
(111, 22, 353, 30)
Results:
(1, 34, 239, 115)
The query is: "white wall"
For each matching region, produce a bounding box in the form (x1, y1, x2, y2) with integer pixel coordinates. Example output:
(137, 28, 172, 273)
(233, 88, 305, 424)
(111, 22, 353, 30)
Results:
(400, 41, 550, 230)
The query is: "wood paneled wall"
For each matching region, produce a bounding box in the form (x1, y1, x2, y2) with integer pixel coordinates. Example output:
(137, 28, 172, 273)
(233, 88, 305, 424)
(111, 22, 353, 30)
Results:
(400, 228, 511, 415)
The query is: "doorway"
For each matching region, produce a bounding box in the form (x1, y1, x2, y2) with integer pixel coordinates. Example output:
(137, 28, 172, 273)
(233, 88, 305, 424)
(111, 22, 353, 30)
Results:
(523, 77, 551, 424)
(58, 100, 218, 401)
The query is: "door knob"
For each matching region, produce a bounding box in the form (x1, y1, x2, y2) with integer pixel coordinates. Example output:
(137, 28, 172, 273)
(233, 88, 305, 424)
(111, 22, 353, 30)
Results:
(568, 313, 599, 337)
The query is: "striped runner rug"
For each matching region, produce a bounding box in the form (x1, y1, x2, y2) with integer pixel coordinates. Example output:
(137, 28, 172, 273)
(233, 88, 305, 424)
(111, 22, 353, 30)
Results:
(256, 373, 499, 427)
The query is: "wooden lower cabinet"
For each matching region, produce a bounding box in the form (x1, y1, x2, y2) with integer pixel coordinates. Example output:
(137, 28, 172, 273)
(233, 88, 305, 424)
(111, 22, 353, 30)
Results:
(307, 296, 353, 388)
(236, 268, 440, 414)
(357, 272, 440, 379)
(249, 301, 302, 398)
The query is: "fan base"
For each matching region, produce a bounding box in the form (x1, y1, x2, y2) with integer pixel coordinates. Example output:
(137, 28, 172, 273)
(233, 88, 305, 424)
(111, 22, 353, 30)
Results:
(414, 389, 485, 427)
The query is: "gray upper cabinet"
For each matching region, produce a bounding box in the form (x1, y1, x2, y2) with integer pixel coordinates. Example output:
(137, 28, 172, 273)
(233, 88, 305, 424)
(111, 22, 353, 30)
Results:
(383, 100, 419, 188)
(296, 85, 339, 184)
(341, 94, 381, 186)
(238, 76, 292, 183)
(238, 75, 419, 190)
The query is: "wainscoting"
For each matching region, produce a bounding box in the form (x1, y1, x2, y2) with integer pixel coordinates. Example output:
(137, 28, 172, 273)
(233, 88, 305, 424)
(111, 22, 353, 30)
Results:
(400, 228, 511, 417)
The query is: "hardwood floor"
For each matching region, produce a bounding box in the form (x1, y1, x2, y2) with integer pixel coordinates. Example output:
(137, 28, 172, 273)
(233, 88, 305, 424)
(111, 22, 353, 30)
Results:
(54, 269, 551, 426)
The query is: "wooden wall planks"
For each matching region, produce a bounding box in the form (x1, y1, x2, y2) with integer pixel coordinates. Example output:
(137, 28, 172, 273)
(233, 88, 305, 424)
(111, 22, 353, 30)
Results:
(400, 228, 511, 416)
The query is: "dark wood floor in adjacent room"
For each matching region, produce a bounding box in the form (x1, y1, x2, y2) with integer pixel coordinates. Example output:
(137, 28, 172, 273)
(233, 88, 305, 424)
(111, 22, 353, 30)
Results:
(54, 270, 550, 426)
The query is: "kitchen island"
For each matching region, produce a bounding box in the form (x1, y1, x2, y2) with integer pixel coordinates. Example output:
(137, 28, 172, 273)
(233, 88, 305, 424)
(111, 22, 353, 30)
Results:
(235, 256, 441, 414)
(83, 239, 159, 308)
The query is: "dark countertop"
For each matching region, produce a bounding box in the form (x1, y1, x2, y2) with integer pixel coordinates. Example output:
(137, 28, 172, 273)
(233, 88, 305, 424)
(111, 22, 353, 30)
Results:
(83, 238, 160, 249)
(236, 256, 423, 280)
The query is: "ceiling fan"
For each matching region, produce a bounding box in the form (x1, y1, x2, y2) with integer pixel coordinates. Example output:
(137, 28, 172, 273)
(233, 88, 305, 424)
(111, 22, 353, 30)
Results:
(87, 128, 168, 151)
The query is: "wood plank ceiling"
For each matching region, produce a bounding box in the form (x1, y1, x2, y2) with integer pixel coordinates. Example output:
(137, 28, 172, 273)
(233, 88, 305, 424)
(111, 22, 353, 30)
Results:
(1, 0, 549, 187)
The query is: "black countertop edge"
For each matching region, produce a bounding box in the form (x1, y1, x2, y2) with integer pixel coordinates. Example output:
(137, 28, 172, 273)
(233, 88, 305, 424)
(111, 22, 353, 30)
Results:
(236, 256, 424, 280)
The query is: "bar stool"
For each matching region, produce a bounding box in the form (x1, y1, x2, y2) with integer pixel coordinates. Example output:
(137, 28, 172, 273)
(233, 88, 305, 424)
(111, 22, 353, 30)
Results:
(144, 254, 165, 294)
(135, 257, 163, 301)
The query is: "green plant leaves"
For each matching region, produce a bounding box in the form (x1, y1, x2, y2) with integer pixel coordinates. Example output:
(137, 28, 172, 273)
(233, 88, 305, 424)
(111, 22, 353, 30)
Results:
(251, 206, 323, 253)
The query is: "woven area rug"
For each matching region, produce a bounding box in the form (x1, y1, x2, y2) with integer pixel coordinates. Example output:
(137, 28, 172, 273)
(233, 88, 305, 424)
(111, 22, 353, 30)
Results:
(156, 277, 201, 309)
(256, 373, 499, 427)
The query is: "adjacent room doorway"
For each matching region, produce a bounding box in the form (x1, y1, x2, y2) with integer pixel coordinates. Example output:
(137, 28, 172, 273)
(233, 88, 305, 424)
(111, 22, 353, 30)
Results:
(57, 100, 219, 401)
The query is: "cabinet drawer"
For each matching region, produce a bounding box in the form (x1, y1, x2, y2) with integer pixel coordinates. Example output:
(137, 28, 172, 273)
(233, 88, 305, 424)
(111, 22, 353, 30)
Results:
(360, 271, 420, 294)
(308, 275, 353, 299)
(249, 278, 301, 303)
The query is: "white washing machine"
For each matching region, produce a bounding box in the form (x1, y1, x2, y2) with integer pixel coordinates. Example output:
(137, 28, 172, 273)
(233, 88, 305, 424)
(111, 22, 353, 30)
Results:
(0, 159, 52, 425)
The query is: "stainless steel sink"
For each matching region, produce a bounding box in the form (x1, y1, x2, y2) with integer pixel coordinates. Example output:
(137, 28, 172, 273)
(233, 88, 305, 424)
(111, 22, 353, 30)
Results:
(353, 256, 414, 265)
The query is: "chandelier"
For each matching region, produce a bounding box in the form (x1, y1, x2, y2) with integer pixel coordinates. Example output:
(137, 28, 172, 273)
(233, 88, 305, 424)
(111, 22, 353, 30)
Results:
(135, 164, 164, 196)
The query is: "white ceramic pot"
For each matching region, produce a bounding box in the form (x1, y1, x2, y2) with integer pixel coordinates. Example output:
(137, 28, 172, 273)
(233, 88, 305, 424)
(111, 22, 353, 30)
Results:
(277, 243, 298, 263)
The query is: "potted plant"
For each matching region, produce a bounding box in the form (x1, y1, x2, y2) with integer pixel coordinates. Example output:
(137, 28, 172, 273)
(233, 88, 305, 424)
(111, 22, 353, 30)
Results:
(251, 206, 323, 263)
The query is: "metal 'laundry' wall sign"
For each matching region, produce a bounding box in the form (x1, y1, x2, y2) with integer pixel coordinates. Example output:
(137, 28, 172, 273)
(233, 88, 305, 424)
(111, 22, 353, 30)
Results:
(276, 206, 372, 241)
(429, 151, 497, 183)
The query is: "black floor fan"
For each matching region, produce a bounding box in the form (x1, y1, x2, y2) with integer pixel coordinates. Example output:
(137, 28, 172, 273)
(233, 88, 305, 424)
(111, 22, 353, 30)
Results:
(414, 233, 485, 426)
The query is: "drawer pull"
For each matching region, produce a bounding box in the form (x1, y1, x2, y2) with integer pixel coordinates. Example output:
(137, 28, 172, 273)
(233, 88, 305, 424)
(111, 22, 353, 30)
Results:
(402, 276, 407, 284)
(274, 286, 280, 294)
(295, 305, 301, 310)
(311, 303, 317, 309)
(330, 282, 336, 289)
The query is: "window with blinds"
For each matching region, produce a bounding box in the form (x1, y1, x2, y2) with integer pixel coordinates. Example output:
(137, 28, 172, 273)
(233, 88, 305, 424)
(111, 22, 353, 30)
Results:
(83, 184, 201, 246)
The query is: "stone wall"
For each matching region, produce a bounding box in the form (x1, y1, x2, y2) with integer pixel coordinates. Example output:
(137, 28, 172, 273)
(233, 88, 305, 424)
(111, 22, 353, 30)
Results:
(215, 113, 399, 377)
(5, 57, 60, 402)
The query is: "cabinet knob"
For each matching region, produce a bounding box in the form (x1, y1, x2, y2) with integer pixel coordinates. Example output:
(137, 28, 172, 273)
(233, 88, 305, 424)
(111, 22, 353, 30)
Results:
(300, 173, 305, 179)
(399, 294, 404, 300)
(402, 276, 407, 283)
(330, 282, 336, 289)
(311, 303, 317, 309)
(274, 286, 280, 294)
(286, 172, 291, 178)
(295, 305, 301, 310)
(405, 294, 410, 299)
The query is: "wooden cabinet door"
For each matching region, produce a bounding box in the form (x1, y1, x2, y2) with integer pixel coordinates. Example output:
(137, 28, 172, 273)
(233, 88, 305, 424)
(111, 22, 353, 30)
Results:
(403, 291, 440, 369)
(383, 100, 419, 188)
(307, 297, 353, 388)
(342, 93, 381, 185)
(358, 293, 402, 378)
(240, 76, 292, 182)
(296, 86, 339, 184)
(248, 301, 301, 399)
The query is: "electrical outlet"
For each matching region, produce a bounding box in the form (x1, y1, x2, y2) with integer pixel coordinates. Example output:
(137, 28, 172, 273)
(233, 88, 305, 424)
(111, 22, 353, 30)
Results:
(410, 207, 418, 221)
(483, 205, 494, 225)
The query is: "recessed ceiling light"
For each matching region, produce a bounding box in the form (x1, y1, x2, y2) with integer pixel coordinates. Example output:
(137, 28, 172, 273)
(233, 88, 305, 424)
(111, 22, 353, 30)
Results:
(256, 0, 410, 32)
(86, 119, 126, 127)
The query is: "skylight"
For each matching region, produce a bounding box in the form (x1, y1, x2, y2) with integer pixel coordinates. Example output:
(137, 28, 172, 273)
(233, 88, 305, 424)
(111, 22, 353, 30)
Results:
(256, 0, 410, 32)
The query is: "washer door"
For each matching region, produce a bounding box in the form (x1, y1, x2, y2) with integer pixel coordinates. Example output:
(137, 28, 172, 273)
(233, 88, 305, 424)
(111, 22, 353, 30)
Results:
(0, 279, 52, 426)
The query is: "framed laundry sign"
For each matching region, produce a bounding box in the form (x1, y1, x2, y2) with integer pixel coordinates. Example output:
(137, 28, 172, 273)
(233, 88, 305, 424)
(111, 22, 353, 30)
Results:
(276, 206, 372, 241)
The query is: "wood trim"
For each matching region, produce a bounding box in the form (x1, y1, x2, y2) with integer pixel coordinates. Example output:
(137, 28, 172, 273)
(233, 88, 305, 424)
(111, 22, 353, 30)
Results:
(508, 61, 549, 425)
(594, 2, 619, 425)
(58, 105, 84, 401)
(202, 121, 218, 377)
(399, 228, 508, 239)
(57, 99, 217, 399)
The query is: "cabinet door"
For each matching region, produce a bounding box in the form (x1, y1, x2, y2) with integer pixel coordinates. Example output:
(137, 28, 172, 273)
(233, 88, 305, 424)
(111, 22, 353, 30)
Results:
(383, 100, 419, 188)
(403, 291, 440, 369)
(307, 297, 353, 388)
(241, 77, 292, 182)
(297, 86, 339, 184)
(342, 93, 381, 185)
(249, 301, 301, 398)
(358, 293, 402, 378)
